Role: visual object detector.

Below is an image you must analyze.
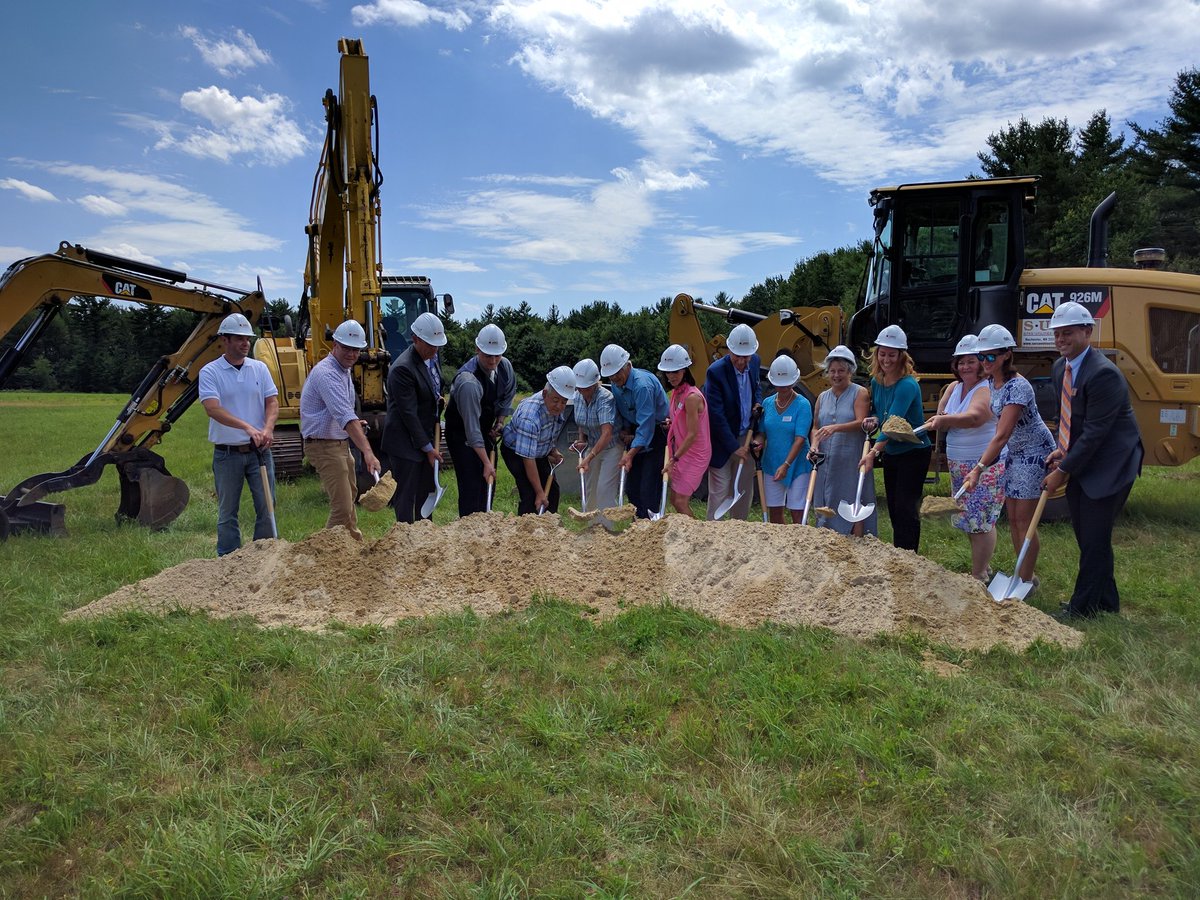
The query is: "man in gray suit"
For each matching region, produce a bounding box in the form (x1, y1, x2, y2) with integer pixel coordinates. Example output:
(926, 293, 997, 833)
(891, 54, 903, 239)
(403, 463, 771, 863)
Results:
(381, 312, 446, 523)
(1043, 301, 1143, 620)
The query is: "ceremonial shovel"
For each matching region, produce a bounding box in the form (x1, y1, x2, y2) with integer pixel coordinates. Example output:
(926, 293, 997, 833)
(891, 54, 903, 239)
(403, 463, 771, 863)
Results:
(837, 433, 877, 524)
(420, 422, 446, 518)
(988, 488, 1050, 602)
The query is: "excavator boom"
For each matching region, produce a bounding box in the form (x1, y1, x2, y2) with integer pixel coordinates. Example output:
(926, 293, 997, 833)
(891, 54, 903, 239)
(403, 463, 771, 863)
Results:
(0, 242, 265, 539)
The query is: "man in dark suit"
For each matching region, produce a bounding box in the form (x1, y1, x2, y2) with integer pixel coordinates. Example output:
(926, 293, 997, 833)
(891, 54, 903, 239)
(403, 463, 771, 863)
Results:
(1043, 301, 1143, 620)
(381, 312, 446, 523)
(705, 323, 762, 520)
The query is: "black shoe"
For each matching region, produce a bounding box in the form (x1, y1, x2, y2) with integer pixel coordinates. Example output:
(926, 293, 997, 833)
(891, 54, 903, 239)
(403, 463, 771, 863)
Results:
(1052, 607, 1091, 623)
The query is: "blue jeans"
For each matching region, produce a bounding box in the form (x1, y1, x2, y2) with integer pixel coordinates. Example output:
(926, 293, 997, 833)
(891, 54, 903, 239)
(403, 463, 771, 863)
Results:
(213, 447, 276, 556)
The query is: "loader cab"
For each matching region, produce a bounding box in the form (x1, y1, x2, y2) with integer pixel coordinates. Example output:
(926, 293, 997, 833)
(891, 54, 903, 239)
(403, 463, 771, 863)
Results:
(848, 177, 1035, 373)
(379, 275, 453, 359)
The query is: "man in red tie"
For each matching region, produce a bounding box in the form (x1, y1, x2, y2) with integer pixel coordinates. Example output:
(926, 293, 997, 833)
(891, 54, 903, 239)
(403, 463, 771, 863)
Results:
(1043, 302, 1143, 621)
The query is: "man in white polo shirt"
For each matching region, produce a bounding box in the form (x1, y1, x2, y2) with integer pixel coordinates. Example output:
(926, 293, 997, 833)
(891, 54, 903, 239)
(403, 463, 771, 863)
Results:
(198, 313, 279, 556)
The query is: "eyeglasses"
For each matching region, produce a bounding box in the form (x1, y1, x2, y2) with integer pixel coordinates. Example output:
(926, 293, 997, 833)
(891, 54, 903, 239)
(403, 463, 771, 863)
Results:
(975, 351, 1002, 363)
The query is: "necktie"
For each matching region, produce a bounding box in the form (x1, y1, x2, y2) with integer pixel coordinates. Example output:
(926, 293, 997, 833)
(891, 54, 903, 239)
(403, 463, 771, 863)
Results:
(1057, 363, 1072, 453)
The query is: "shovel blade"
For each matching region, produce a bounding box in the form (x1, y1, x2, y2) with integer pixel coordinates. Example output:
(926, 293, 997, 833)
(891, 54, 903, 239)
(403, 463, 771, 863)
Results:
(712, 488, 741, 521)
(837, 499, 874, 523)
(987, 571, 1032, 602)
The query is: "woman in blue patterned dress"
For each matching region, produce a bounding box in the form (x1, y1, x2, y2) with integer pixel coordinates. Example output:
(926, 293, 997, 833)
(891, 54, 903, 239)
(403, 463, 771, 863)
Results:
(926, 334, 1004, 582)
(960, 325, 1055, 588)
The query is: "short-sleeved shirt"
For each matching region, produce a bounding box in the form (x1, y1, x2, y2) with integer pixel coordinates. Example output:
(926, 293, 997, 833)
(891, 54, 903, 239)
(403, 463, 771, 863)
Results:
(761, 392, 813, 484)
(502, 392, 566, 458)
(990, 375, 1055, 457)
(573, 386, 617, 446)
(198, 355, 278, 445)
(299, 354, 358, 439)
(611, 368, 670, 451)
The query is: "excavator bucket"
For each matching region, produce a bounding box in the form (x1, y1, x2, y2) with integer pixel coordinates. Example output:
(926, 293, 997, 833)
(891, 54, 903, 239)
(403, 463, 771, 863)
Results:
(118, 464, 190, 531)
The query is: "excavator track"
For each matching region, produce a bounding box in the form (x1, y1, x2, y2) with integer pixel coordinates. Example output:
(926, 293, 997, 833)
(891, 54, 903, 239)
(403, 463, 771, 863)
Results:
(270, 428, 307, 479)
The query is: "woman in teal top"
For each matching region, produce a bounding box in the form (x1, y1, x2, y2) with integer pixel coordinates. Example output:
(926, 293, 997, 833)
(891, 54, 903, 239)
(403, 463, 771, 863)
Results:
(757, 355, 813, 524)
(859, 325, 932, 551)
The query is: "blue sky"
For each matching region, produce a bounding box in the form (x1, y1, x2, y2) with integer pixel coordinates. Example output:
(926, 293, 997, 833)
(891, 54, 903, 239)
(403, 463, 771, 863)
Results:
(2, 1, 1197, 322)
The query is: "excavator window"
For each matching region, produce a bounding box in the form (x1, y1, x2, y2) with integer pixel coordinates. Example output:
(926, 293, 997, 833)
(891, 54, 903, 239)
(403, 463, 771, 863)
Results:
(381, 289, 435, 359)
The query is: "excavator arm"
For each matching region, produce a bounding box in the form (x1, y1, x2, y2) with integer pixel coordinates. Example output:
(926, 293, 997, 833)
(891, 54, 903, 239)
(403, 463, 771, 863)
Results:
(0, 242, 265, 540)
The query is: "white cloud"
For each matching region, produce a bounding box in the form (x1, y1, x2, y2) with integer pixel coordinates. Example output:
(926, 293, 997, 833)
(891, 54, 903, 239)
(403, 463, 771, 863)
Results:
(77, 194, 128, 217)
(1, 178, 58, 202)
(402, 256, 486, 272)
(180, 26, 272, 77)
(488, 0, 1200, 185)
(667, 230, 800, 285)
(0, 245, 40, 268)
(151, 86, 309, 165)
(352, 0, 472, 31)
(423, 169, 654, 265)
(38, 162, 281, 258)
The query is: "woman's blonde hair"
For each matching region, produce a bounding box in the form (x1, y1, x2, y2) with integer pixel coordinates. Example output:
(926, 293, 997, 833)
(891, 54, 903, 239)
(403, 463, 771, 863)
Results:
(868, 345, 915, 381)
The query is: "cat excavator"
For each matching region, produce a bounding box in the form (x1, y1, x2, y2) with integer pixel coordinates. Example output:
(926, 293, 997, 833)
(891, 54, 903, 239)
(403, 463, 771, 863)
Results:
(0, 241, 266, 540)
(254, 38, 452, 478)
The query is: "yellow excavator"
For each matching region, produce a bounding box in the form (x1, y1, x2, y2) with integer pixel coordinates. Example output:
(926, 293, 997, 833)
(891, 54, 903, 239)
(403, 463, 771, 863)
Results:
(254, 38, 452, 478)
(0, 242, 266, 540)
(669, 176, 1200, 471)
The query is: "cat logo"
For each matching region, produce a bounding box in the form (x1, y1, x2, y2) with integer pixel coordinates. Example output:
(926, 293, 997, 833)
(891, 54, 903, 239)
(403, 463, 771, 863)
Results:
(101, 274, 152, 301)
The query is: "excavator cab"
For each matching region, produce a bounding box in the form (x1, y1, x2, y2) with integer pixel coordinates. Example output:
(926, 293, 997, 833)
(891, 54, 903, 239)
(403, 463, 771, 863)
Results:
(848, 177, 1036, 374)
(379, 275, 452, 360)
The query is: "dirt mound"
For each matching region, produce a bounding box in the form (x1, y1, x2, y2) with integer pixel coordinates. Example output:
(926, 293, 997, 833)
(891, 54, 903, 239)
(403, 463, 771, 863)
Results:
(66, 514, 1082, 652)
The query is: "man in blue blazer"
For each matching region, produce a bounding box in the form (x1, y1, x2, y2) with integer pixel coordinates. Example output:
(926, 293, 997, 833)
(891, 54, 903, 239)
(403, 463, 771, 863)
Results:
(705, 323, 762, 520)
(1043, 302, 1143, 620)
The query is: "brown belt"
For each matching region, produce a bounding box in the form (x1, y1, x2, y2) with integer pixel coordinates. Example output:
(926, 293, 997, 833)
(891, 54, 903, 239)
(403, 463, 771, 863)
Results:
(303, 437, 348, 444)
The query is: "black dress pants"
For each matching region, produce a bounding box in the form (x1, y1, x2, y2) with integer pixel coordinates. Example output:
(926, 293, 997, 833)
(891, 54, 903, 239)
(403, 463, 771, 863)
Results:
(1065, 479, 1131, 616)
(881, 446, 932, 552)
(627, 424, 668, 519)
(449, 439, 495, 516)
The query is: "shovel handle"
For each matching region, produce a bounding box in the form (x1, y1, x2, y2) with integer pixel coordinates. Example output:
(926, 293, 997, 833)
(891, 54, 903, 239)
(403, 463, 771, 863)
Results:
(857, 435, 873, 469)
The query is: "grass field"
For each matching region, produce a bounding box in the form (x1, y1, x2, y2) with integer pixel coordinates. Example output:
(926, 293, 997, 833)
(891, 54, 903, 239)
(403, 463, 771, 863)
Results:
(1, 391, 1198, 897)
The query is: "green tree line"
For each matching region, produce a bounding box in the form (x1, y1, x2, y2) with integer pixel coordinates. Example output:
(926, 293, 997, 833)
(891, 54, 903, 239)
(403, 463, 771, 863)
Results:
(4, 68, 1198, 393)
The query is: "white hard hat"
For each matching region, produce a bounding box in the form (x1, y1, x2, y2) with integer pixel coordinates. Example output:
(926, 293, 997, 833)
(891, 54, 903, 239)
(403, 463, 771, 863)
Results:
(823, 344, 857, 369)
(332, 320, 367, 349)
(727, 323, 759, 355)
(572, 358, 600, 388)
(411, 312, 447, 347)
(767, 355, 800, 387)
(953, 334, 979, 357)
(599, 344, 630, 378)
(1049, 301, 1095, 328)
(546, 365, 577, 400)
(657, 344, 692, 372)
(476, 323, 507, 354)
(975, 323, 1016, 352)
(875, 324, 908, 349)
(218, 313, 255, 336)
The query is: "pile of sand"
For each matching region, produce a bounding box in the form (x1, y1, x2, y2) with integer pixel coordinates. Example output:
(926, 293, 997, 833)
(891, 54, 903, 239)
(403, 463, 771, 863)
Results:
(66, 515, 1081, 653)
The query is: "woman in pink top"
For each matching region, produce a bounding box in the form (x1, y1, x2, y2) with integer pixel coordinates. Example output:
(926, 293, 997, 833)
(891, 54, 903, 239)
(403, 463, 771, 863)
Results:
(657, 344, 711, 516)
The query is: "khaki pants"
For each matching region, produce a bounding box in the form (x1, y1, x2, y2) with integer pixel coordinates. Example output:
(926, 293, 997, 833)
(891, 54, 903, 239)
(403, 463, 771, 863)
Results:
(582, 443, 623, 511)
(706, 450, 755, 520)
(304, 439, 362, 541)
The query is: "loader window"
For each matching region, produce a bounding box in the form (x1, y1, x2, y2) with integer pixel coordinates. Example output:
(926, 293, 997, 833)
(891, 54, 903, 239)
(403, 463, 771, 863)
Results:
(1149, 307, 1200, 374)
(972, 200, 1011, 283)
(865, 215, 893, 304)
(381, 289, 434, 358)
(901, 200, 959, 287)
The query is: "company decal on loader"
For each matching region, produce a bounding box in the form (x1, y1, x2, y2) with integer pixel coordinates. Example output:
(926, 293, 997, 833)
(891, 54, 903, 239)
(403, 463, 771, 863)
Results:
(1019, 285, 1109, 348)
(101, 274, 152, 302)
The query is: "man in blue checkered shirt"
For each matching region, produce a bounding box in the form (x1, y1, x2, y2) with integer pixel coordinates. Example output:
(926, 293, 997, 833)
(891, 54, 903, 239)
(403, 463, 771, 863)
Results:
(501, 367, 577, 514)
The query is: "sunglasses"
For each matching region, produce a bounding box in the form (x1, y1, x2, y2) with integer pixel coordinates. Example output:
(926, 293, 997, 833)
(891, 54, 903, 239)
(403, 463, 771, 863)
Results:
(975, 351, 1003, 363)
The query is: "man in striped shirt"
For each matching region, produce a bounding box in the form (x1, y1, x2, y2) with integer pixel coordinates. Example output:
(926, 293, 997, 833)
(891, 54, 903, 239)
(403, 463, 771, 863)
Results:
(299, 321, 381, 541)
